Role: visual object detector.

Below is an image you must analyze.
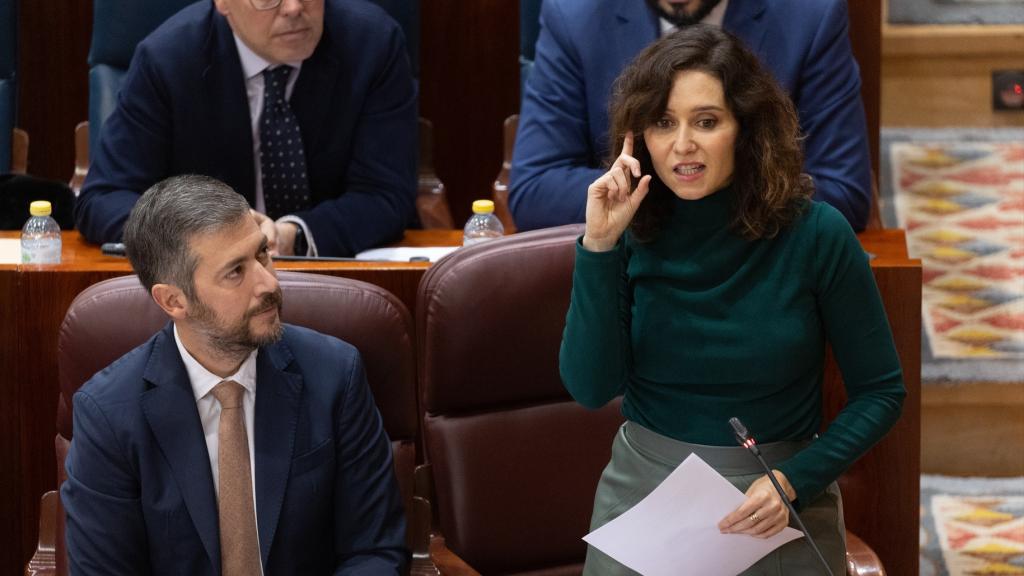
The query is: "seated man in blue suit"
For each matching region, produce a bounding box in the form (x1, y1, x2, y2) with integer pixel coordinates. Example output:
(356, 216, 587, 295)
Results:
(75, 0, 417, 257)
(510, 0, 873, 231)
(62, 175, 408, 575)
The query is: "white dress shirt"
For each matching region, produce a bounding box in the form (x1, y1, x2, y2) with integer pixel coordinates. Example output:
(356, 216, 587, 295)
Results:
(173, 324, 264, 571)
(232, 34, 318, 256)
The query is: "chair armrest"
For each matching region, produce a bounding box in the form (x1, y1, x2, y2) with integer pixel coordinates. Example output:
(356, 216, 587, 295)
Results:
(429, 536, 480, 576)
(11, 127, 28, 174)
(25, 490, 58, 576)
(846, 530, 885, 576)
(866, 176, 883, 230)
(70, 122, 89, 196)
(491, 115, 518, 234)
(417, 117, 454, 229)
(411, 463, 478, 576)
(408, 494, 441, 576)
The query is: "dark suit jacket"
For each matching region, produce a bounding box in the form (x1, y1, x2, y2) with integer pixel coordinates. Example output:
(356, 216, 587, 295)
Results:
(74, 0, 417, 256)
(509, 0, 872, 231)
(61, 323, 408, 575)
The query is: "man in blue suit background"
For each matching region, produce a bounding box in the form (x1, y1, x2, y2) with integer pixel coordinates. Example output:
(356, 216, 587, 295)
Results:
(62, 175, 408, 574)
(510, 0, 873, 231)
(75, 0, 417, 257)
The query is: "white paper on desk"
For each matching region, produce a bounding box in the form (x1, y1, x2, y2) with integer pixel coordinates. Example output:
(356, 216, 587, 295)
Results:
(583, 453, 803, 576)
(0, 239, 22, 264)
(354, 246, 459, 262)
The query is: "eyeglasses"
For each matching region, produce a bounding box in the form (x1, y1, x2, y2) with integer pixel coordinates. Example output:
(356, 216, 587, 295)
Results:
(249, 0, 315, 11)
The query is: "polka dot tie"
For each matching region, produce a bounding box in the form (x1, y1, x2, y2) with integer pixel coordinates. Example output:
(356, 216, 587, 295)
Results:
(260, 66, 311, 220)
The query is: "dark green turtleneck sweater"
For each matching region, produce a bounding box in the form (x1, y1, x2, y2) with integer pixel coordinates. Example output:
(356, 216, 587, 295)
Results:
(559, 189, 905, 506)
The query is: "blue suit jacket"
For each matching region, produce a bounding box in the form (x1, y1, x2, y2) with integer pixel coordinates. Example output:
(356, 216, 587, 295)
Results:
(74, 0, 417, 256)
(509, 0, 872, 231)
(61, 323, 408, 575)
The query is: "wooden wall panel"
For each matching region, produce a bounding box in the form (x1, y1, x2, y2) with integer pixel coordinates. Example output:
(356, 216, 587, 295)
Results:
(0, 268, 21, 575)
(848, 0, 882, 178)
(882, 25, 1024, 127)
(16, 0, 91, 183)
(420, 0, 520, 227)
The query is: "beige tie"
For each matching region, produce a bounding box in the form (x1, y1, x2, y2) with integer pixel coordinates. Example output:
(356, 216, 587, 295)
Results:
(211, 380, 261, 575)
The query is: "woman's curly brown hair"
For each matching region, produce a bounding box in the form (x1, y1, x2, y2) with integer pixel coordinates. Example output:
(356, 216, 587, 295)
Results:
(608, 24, 814, 242)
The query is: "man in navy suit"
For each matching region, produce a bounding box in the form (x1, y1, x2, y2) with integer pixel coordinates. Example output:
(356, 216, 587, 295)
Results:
(62, 175, 408, 574)
(74, 0, 416, 257)
(510, 0, 873, 231)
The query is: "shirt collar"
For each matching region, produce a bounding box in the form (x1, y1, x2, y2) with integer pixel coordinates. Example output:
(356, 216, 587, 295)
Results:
(231, 31, 303, 81)
(173, 323, 259, 403)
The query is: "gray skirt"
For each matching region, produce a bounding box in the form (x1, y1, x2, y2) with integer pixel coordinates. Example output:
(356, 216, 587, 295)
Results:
(583, 421, 846, 576)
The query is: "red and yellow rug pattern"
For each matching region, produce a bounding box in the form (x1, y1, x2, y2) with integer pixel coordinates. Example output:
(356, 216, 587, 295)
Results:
(922, 477, 1024, 576)
(889, 141, 1024, 361)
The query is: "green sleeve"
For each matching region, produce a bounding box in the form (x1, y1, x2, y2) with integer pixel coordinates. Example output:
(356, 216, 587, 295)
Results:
(777, 206, 906, 506)
(559, 236, 632, 409)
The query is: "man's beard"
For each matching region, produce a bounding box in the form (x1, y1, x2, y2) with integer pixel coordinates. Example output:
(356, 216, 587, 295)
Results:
(645, 0, 725, 27)
(189, 288, 285, 358)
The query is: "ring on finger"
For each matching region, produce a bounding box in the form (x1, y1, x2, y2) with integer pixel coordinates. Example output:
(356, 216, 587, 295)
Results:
(749, 512, 760, 523)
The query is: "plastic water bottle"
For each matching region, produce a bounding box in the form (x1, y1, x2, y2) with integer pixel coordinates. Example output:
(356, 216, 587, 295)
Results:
(463, 200, 505, 246)
(21, 201, 62, 264)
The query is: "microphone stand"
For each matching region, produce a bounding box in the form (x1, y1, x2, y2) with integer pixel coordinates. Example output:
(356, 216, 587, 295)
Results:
(728, 417, 835, 576)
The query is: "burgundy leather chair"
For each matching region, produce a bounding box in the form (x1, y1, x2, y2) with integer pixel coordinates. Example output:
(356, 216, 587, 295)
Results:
(28, 271, 422, 575)
(416, 225, 884, 576)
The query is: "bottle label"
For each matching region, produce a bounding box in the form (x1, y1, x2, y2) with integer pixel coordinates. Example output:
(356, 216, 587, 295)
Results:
(21, 242, 62, 264)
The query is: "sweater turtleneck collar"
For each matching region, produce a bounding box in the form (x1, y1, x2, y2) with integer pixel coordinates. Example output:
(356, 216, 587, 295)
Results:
(668, 185, 735, 230)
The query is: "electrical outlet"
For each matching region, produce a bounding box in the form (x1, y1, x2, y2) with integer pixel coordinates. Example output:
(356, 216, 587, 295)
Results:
(992, 70, 1024, 111)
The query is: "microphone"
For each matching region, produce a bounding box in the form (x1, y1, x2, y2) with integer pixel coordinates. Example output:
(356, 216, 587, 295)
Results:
(728, 417, 835, 576)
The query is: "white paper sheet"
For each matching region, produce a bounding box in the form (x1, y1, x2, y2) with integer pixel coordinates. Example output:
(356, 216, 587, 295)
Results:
(0, 239, 21, 264)
(353, 246, 459, 263)
(583, 453, 803, 576)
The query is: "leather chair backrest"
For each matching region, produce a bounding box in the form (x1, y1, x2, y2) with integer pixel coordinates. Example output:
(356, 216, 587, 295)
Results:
(55, 271, 418, 574)
(519, 0, 542, 95)
(417, 224, 623, 575)
(372, 0, 419, 79)
(87, 0, 197, 154)
(0, 0, 16, 173)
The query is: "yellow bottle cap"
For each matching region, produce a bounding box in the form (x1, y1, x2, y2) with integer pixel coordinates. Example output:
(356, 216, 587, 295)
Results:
(472, 200, 495, 214)
(29, 201, 53, 216)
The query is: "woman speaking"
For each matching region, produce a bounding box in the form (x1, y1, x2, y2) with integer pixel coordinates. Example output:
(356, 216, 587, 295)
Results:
(559, 24, 905, 575)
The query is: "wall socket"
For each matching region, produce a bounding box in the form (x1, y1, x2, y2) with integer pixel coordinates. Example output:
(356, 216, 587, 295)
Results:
(992, 70, 1024, 111)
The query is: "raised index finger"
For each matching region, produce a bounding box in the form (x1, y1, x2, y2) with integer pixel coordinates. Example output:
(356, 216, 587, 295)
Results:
(622, 131, 634, 158)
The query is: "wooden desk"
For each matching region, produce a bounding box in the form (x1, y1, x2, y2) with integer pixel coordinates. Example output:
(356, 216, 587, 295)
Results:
(0, 229, 457, 575)
(0, 229, 920, 576)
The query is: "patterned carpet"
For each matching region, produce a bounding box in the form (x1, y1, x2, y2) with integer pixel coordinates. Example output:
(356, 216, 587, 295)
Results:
(921, 475, 1024, 575)
(882, 128, 1024, 383)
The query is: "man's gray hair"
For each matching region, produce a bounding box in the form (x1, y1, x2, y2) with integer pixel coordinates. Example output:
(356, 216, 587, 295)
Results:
(124, 175, 251, 297)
